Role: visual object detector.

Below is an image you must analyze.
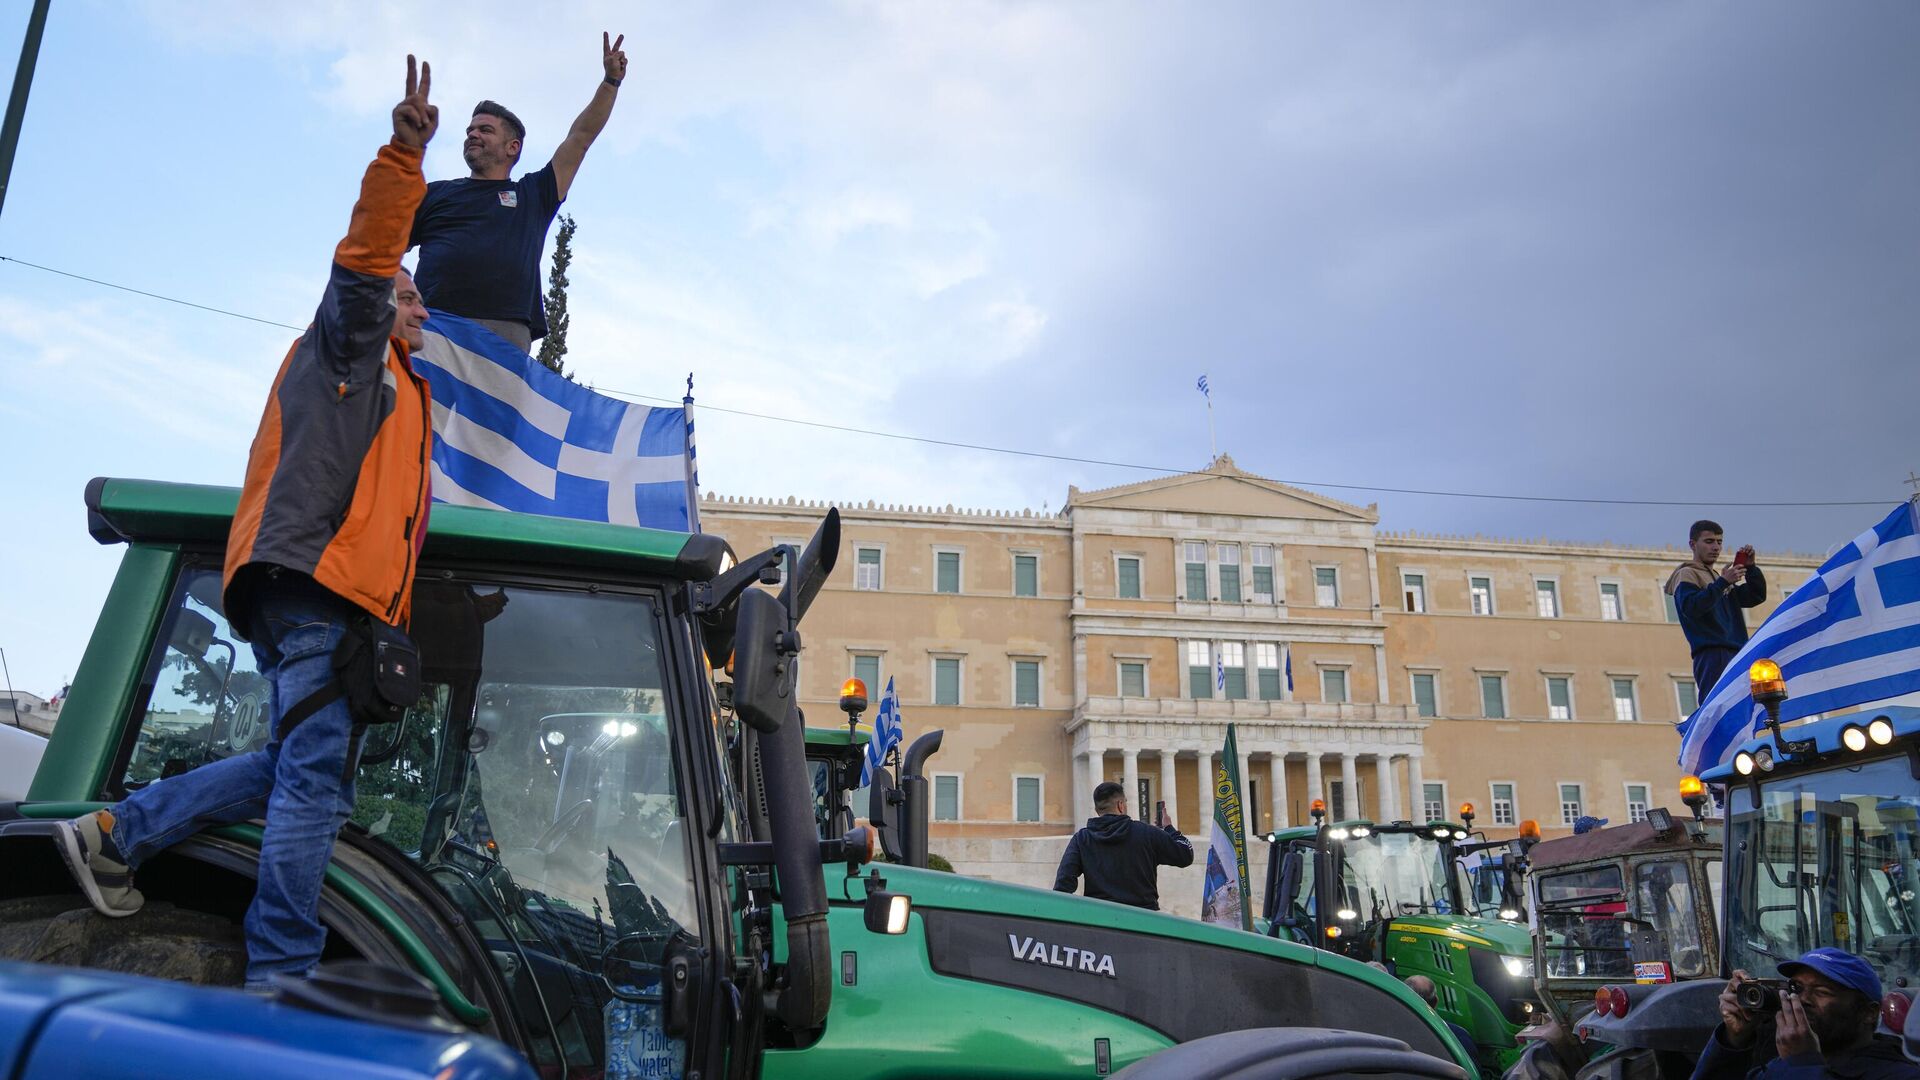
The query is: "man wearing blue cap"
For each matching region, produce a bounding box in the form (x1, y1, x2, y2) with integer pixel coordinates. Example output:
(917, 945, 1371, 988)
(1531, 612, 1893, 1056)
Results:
(1692, 948, 1919, 1079)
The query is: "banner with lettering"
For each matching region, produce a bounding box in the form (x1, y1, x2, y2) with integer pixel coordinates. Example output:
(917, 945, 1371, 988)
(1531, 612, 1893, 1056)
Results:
(1201, 724, 1253, 930)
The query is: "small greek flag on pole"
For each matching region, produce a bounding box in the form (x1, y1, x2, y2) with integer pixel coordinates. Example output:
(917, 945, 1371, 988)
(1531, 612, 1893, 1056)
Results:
(1215, 647, 1227, 692)
(1283, 643, 1294, 694)
(1197, 374, 1210, 398)
(413, 312, 698, 531)
(861, 677, 904, 789)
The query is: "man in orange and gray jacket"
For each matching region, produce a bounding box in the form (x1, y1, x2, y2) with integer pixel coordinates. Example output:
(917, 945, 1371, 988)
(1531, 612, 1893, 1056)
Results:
(52, 58, 441, 991)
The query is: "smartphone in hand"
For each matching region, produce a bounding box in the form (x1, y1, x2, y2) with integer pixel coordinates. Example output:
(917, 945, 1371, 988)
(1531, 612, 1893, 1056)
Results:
(1733, 545, 1754, 568)
(1155, 800, 1170, 828)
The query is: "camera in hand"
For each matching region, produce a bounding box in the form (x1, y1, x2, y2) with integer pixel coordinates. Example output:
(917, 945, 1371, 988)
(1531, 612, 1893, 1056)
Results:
(1737, 980, 1795, 1014)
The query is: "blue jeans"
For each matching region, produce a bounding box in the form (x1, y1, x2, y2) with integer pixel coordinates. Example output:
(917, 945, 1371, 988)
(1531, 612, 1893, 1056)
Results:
(110, 572, 364, 988)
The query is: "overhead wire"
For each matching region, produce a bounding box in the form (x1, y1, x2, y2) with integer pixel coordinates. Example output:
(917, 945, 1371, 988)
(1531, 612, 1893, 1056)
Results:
(1, 252, 1894, 509)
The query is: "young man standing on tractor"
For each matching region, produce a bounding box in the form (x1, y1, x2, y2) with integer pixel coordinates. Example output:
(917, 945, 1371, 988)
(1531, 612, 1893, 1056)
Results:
(51, 56, 441, 992)
(1053, 781, 1194, 910)
(1668, 519, 1767, 698)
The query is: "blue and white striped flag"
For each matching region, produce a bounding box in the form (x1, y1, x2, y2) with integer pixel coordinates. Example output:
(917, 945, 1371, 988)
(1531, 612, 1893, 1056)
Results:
(1215, 647, 1227, 692)
(413, 312, 697, 531)
(861, 677, 903, 789)
(1197, 374, 1210, 399)
(1678, 500, 1920, 776)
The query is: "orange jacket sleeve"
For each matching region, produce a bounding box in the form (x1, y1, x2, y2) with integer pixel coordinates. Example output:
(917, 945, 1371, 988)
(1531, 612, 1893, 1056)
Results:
(334, 139, 427, 278)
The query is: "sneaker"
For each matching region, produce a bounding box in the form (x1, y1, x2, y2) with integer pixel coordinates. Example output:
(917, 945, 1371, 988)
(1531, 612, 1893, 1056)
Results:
(53, 810, 144, 918)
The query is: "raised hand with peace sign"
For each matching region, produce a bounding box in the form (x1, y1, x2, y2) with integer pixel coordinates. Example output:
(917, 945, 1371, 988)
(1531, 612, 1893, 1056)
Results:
(603, 32, 628, 86)
(392, 54, 439, 150)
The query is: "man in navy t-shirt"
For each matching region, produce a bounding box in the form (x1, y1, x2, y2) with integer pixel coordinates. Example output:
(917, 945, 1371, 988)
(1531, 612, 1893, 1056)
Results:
(409, 32, 629, 354)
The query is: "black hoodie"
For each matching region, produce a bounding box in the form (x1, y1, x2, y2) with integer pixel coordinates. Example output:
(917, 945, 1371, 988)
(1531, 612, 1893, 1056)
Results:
(1053, 813, 1195, 910)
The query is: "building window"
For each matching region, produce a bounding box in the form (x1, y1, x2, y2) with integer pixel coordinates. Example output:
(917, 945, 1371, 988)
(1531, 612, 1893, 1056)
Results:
(1480, 674, 1507, 719)
(1255, 643, 1283, 700)
(1535, 579, 1560, 618)
(933, 774, 962, 821)
(852, 653, 880, 691)
(1625, 783, 1650, 824)
(1491, 782, 1517, 826)
(1402, 572, 1427, 613)
(1220, 642, 1248, 700)
(1560, 783, 1584, 826)
(1116, 556, 1142, 599)
(1321, 667, 1349, 705)
(935, 550, 962, 594)
(1314, 566, 1339, 607)
(1013, 554, 1038, 598)
(1330, 780, 1349, 820)
(933, 657, 962, 706)
(1599, 581, 1624, 621)
(1664, 591, 1679, 623)
(1469, 575, 1494, 616)
(1119, 661, 1147, 698)
(1250, 545, 1276, 604)
(1187, 641, 1212, 700)
(1410, 672, 1438, 718)
(1611, 678, 1638, 721)
(1546, 676, 1572, 720)
(1217, 544, 1242, 603)
(1183, 541, 1208, 600)
(1015, 775, 1043, 823)
(1013, 660, 1041, 707)
(1422, 783, 1446, 822)
(1675, 678, 1699, 716)
(854, 546, 883, 591)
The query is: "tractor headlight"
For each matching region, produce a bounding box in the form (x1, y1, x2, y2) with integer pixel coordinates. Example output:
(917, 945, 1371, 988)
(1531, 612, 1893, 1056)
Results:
(1501, 955, 1534, 979)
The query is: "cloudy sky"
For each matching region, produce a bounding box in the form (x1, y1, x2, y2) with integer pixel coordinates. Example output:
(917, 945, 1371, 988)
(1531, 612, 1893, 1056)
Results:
(2, 2, 1915, 695)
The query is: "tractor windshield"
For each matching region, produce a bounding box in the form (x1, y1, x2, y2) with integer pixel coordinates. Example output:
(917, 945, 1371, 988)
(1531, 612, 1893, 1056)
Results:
(1725, 756, 1920, 993)
(1340, 831, 1455, 919)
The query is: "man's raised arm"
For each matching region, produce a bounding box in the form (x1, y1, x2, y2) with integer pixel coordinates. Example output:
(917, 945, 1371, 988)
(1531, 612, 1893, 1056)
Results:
(550, 32, 627, 199)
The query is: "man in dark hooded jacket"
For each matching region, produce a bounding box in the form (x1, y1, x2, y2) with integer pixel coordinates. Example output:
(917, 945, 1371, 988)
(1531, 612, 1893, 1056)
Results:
(1054, 781, 1194, 910)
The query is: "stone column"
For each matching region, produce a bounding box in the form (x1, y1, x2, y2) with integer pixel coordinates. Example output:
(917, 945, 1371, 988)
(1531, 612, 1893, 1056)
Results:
(1084, 744, 1106, 821)
(1305, 753, 1323, 817)
(1374, 755, 1396, 821)
(1406, 753, 1425, 820)
(1123, 748, 1141, 821)
(1340, 753, 1359, 820)
(1158, 748, 1179, 828)
(1196, 750, 1214, 829)
(1072, 749, 1088, 825)
(1269, 752, 1289, 830)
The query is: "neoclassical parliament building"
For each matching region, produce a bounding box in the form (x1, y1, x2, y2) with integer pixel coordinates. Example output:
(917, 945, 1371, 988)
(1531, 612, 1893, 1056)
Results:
(703, 457, 1815, 909)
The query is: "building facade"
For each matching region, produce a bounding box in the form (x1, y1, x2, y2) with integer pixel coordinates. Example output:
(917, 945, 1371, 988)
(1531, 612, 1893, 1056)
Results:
(704, 457, 1816, 915)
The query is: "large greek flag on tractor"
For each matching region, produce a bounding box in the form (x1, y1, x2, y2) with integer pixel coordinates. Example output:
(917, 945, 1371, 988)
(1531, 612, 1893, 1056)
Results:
(1201, 724, 1254, 931)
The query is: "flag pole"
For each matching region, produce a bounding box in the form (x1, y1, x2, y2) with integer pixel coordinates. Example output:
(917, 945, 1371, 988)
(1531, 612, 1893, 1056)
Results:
(683, 372, 701, 533)
(1207, 396, 1217, 464)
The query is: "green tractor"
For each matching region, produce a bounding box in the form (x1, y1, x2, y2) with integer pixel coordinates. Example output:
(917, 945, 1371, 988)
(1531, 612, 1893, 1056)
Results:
(1, 478, 1476, 1078)
(1263, 810, 1539, 1074)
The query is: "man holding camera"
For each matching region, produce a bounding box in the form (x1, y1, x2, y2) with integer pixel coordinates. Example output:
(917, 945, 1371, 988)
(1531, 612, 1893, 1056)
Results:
(1691, 950, 1918, 1079)
(1667, 519, 1768, 699)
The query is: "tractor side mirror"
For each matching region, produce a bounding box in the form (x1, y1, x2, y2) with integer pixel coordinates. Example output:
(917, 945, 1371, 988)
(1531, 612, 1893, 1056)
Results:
(730, 588, 795, 734)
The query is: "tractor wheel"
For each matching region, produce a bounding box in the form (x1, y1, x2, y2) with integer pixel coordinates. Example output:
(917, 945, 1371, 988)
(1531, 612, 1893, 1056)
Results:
(0, 894, 247, 986)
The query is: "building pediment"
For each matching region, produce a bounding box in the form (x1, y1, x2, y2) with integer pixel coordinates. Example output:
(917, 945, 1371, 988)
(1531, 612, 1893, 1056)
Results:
(1067, 455, 1377, 524)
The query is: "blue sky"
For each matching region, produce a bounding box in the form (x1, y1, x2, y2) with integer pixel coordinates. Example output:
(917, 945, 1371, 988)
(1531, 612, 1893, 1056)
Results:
(2, 2, 1916, 695)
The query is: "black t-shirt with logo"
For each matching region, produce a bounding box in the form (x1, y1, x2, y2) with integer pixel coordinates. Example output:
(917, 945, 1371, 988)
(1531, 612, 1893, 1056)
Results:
(409, 163, 562, 339)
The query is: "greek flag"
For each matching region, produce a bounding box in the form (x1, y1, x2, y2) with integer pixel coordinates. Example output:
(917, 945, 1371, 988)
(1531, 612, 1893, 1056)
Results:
(861, 677, 903, 789)
(1197, 374, 1210, 398)
(412, 311, 698, 531)
(1678, 500, 1920, 776)
(1283, 644, 1294, 694)
(1215, 647, 1227, 692)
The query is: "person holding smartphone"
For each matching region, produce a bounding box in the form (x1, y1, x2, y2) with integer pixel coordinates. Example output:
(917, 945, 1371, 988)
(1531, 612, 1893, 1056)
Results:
(1053, 782, 1193, 911)
(1666, 519, 1768, 699)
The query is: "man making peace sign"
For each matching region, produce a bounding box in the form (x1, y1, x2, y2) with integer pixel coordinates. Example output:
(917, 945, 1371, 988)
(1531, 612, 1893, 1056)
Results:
(409, 33, 629, 354)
